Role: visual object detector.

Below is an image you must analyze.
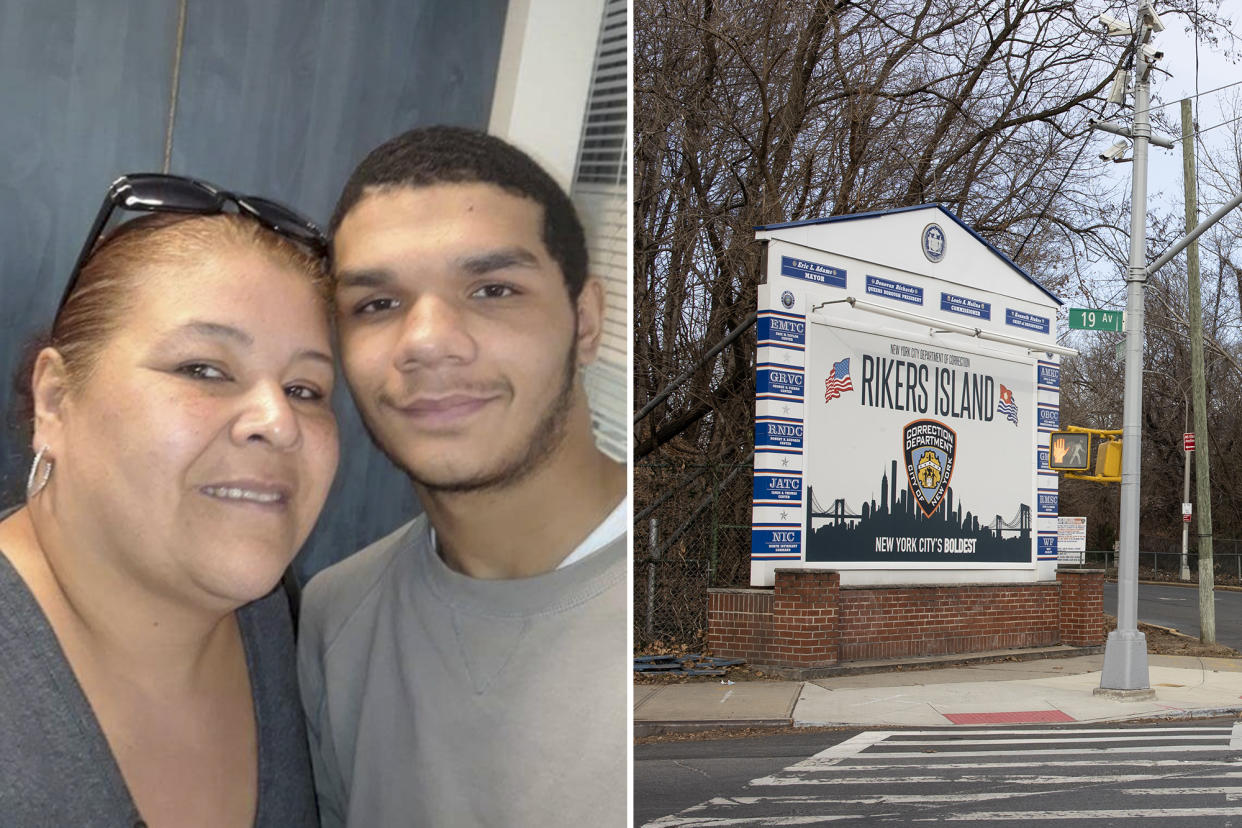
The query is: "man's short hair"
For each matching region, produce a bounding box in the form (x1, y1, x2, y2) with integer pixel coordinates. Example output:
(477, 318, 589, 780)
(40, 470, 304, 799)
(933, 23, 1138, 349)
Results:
(331, 126, 589, 301)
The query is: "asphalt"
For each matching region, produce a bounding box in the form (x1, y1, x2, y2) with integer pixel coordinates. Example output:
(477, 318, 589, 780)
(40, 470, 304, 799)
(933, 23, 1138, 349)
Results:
(634, 650, 1242, 736)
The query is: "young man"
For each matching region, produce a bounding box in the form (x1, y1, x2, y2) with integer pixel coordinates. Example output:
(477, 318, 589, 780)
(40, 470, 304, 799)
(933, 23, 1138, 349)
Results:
(297, 126, 628, 827)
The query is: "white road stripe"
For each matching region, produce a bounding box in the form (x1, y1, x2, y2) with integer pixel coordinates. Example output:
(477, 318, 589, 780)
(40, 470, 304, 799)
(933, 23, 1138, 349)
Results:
(883, 734, 1228, 746)
(753, 771, 1242, 786)
(800, 731, 893, 765)
(1232, 721, 1242, 749)
(721, 690, 734, 704)
(719, 787, 1242, 806)
(793, 744, 1236, 762)
(764, 758, 1241, 772)
(643, 812, 865, 826)
(890, 727, 1232, 736)
(924, 807, 1242, 821)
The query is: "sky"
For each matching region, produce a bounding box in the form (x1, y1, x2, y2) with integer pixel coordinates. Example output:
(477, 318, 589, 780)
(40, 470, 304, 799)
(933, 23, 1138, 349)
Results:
(1130, 3, 1242, 204)
(1076, 2, 1242, 313)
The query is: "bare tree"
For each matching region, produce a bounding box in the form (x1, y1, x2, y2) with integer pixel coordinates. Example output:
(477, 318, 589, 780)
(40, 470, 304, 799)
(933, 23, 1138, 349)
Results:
(633, 0, 1235, 645)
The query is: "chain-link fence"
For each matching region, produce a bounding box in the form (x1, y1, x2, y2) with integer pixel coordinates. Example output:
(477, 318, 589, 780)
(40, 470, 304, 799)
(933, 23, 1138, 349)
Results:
(633, 457, 753, 650)
(1078, 536, 1242, 584)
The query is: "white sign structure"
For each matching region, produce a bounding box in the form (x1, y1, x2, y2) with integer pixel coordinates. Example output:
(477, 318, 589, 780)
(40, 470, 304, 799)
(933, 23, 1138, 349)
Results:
(1058, 516, 1087, 565)
(750, 205, 1068, 587)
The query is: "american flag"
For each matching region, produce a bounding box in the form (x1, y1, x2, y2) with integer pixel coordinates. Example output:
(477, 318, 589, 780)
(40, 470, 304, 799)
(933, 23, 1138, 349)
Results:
(824, 357, 854, 402)
(998, 384, 1019, 426)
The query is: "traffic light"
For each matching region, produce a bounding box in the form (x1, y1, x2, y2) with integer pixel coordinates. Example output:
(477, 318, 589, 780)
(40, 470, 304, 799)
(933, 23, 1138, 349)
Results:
(1049, 431, 1091, 471)
(1095, 438, 1122, 477)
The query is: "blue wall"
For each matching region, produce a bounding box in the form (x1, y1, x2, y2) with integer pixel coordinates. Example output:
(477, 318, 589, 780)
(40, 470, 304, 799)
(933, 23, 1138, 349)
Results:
(0, 0, 507, 580)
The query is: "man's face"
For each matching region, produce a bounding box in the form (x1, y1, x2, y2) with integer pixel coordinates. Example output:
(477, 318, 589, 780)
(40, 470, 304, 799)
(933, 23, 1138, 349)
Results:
(333, 182, 591, 492)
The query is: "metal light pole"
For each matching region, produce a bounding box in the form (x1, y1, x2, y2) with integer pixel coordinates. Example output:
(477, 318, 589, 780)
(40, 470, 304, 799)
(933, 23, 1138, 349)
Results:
(1181, 403, 1192, 581)
(1099, 10, 1155, 694)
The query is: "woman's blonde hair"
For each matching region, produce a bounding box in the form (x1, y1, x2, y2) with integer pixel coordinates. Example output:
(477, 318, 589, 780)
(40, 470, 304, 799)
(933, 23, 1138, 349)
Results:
(10, 212, 329, 452)
(51, 211, 329, 385)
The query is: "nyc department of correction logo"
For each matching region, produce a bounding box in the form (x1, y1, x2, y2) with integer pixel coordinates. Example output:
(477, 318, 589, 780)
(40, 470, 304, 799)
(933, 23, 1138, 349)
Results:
(781, 289, 795, 309)
(903, 419, 957, 518)
(922, 223, 946, 263)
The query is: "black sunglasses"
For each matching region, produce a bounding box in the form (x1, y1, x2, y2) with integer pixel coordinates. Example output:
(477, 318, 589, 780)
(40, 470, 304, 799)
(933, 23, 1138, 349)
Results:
(58, 173, 328, 317)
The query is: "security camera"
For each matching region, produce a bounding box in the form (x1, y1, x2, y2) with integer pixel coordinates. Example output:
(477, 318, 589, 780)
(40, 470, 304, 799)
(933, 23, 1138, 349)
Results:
(1106, 68, 1128, 105)
(1099, 12, 1133, 36)
(1140, 43, 1164, 61)
(1100, 139, 1130, 162)
(1140, 2, 1166, 32)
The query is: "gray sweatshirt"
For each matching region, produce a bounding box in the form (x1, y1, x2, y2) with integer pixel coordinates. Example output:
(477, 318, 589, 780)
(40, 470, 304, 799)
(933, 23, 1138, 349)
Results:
(298, 516, 627, 827)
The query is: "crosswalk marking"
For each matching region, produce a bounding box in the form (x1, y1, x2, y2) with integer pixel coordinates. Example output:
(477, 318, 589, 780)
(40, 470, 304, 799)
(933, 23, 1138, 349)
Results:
(880, 734, 1229, 746)
(923, 808, 1242, 821)
(643, 725, 1242, 827)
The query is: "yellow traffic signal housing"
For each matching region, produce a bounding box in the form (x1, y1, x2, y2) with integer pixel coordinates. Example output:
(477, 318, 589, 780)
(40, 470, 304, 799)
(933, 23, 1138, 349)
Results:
(1049, 431, 1091, 471)
(1053, 425, 1122, 483)
(1095, 438, 1122, 478)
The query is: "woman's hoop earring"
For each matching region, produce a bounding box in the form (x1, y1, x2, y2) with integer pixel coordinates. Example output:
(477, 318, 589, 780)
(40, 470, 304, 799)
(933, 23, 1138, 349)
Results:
(26, 445, 53, 500)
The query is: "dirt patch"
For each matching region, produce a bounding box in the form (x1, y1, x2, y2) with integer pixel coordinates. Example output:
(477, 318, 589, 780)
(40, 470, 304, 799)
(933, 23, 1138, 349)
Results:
(1106, 614, 1242, 658)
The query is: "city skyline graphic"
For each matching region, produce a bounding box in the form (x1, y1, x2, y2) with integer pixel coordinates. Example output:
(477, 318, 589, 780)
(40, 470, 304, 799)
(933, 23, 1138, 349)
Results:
(805, 459, 1031, 563)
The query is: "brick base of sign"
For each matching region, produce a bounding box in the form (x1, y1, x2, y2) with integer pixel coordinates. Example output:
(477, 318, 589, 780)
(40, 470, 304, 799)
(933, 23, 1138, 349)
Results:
(707, 569, 1106, 676)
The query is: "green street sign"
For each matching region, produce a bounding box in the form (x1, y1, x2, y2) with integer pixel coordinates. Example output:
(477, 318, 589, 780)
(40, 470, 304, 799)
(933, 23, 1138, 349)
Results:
(1069, 308, 1124, 331)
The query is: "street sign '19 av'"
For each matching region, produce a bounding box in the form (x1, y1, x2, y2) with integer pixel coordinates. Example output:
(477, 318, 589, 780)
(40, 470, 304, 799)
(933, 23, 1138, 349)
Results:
(1069, 308, 1124, 331)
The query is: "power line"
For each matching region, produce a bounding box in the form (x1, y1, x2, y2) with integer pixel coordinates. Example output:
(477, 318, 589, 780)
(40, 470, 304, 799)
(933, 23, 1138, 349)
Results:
(1183, 112, 1242, 142)
(1146, 79, 1242, 112)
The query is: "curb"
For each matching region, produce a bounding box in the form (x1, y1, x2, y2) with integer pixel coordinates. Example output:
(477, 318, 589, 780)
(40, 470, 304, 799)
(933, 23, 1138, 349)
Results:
(635, 718, 793, 737)
(1121, 578, 1242, 594)
(1139, 706, 1242, 721)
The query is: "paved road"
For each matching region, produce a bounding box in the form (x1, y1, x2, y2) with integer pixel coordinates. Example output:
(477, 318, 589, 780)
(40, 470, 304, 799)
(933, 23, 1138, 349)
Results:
(636, 720, 1242, 826)
(1103, 581, 1242, 649)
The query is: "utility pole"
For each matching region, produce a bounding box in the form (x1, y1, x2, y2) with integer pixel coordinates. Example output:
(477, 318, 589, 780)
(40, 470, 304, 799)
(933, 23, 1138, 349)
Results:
(1181, 97, 1216, 643)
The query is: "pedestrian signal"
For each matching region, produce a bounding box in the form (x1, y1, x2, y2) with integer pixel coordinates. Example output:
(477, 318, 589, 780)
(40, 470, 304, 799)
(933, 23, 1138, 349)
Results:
(1049, 432, 1091, 471)
(1095, 439, 1122, 478)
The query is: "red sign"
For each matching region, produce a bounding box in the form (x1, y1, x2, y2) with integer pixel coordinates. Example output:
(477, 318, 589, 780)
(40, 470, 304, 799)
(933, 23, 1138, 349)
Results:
(1184, 433, 1195, 452)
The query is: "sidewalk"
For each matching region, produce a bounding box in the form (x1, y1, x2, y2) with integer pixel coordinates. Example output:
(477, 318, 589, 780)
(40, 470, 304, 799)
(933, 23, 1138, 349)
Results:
(634, 652, 1242, 736)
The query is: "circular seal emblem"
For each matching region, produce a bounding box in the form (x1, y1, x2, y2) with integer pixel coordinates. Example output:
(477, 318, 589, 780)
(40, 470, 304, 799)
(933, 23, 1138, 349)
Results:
(780, 290, 795, 309)
(922, 223, 946, 263)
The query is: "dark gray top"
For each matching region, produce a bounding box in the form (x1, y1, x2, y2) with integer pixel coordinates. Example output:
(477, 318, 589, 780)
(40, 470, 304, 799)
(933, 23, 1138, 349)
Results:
(0, 551, 318, 827)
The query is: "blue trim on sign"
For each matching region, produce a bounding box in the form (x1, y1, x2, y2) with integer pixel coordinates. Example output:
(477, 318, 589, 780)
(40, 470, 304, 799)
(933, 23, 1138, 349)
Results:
(755, 203, 1063, 306)
(758, 310, 806, 321)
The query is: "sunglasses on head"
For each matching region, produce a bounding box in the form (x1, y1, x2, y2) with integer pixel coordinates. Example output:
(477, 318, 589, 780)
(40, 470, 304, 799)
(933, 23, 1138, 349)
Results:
(58, 172, 329, 318)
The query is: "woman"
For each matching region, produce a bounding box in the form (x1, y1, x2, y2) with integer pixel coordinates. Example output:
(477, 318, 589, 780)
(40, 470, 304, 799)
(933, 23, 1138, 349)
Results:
(0, 174, 338, 827)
